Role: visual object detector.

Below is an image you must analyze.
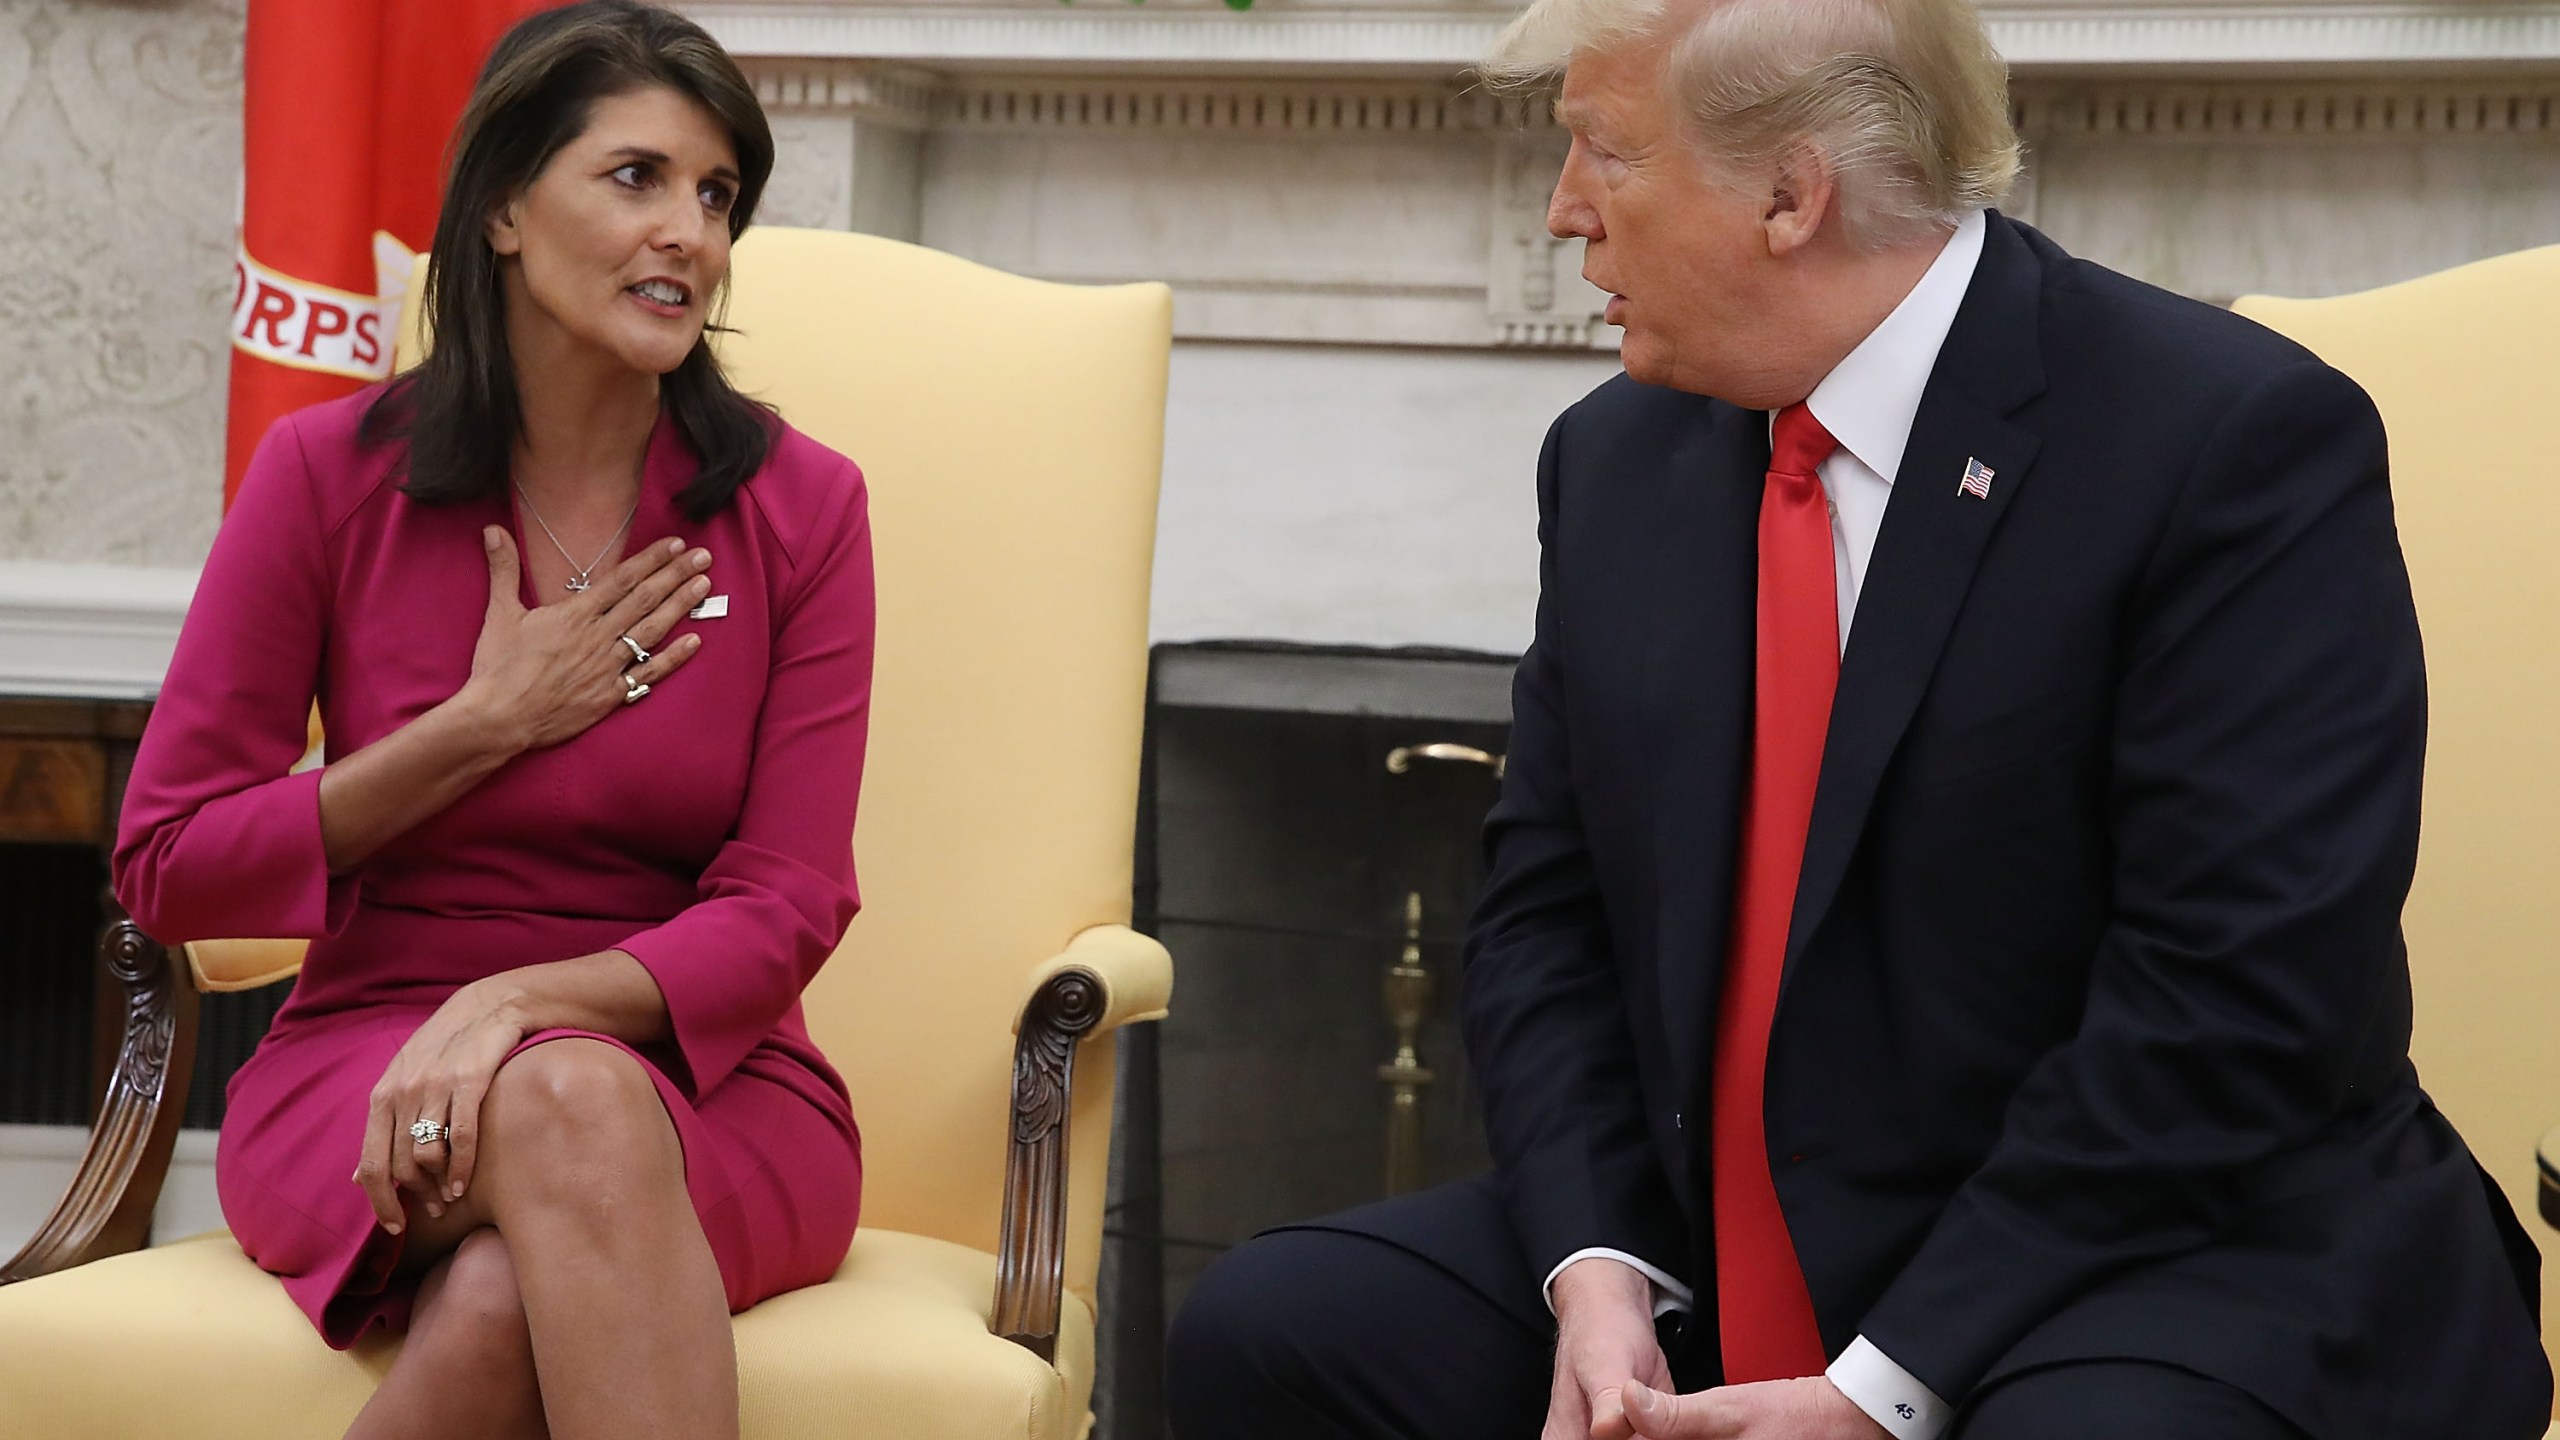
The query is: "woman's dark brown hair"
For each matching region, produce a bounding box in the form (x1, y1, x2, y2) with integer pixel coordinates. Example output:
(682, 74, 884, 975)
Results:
(360, 0, 775, 521)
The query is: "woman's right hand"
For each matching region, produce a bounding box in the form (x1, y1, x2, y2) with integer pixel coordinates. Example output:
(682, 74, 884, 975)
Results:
(458, 527, 711, 754)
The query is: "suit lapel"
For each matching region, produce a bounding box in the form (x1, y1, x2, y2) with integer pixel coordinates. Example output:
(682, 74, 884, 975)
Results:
(1644, 398, 1765, 1122)
(1781, 215, 2050, 993)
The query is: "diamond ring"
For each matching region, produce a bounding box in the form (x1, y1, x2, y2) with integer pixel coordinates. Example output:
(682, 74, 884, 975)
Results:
(408, 1119, 449, 1146)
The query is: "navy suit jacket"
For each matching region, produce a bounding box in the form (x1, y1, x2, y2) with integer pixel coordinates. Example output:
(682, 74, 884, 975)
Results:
(1459, 213, 2550, 1437)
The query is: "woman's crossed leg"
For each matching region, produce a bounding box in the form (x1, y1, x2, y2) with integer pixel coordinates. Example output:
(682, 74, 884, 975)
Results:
(342, 1038, 732, 1440)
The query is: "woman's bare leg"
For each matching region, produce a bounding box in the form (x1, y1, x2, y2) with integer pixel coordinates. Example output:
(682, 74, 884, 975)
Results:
(343, 1227, 546, 1440)
(471, 1038, 737, 1440)
(333, 1038, 731, 1440)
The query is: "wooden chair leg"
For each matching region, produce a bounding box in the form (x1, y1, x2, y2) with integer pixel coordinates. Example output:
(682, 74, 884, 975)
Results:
(1, 919, 198, 1284)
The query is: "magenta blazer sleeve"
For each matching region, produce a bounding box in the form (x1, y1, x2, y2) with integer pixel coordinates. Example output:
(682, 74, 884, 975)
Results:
(615, 463, 876, 1095)
(113, 416, 355, 944)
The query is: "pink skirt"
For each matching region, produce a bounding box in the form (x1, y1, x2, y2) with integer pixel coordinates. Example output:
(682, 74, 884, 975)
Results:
(215, 1007, 862, 1347)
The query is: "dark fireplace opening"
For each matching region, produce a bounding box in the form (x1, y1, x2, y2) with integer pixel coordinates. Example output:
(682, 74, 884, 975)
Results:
(1099, 642, 1517, 1440)
(0, 843, 104, 1128)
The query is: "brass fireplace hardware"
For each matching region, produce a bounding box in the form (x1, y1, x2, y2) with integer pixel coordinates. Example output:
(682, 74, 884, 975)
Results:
(1378, 892, 1436, 1197)
(1374, 739, 1505, 1196)
(1384, 742, 1506, 780)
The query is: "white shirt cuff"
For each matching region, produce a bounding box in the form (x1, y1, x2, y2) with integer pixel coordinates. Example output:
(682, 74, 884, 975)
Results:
(1541, 1248, 1696, 1320)
(1827, 1335, 1952, 1440)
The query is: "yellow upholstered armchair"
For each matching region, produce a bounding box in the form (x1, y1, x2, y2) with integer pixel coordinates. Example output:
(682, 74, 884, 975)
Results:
(2237, 248, 2560, 1414)
(0, 229, 1175, 1440)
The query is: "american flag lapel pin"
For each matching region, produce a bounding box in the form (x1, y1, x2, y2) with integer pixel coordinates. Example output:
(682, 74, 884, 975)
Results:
(1957, 457, 1995, 501)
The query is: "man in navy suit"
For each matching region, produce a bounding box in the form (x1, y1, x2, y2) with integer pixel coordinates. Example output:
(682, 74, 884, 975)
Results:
(1167, 0, 2551, 1436)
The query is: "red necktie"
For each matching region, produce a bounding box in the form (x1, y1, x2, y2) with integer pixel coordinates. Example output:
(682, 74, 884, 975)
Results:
(1709, 402, 1838, 1382)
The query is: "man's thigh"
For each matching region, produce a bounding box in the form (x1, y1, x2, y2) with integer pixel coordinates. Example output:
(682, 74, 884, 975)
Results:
(1956, 1360, 2305, 1440)
(1165, 1175, 1555, 1440)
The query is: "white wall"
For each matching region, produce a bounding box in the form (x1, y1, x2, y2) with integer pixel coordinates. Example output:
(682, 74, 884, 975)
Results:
(0, 1126, 225, 1252)
(1155, 340, 1616, 653)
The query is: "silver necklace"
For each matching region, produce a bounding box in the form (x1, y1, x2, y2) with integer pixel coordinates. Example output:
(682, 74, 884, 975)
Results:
(514, 483, 639, 593)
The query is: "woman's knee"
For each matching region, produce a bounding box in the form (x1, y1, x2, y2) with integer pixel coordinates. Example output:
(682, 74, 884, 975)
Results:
(427, 1229, 532, 1362)
(481, 1039, 681, 1199)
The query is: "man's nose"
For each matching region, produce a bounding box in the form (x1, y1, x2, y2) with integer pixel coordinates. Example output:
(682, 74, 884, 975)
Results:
(1547, 170, 1599, 242)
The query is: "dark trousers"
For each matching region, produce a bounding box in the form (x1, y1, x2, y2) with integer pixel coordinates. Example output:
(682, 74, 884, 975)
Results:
(1166, 1176, 2306, 1440)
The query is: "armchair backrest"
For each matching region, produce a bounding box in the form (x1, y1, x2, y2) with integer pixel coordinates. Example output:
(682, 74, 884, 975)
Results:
(709, 230, 1170, 1316)
(2236, 246, 2560, 1373)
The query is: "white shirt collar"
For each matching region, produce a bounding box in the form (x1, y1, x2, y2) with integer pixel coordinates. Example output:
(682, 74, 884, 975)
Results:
(1800, 207, 1988, 488)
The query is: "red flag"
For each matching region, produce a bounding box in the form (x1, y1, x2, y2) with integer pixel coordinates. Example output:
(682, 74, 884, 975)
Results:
(226, 0, 551, 507)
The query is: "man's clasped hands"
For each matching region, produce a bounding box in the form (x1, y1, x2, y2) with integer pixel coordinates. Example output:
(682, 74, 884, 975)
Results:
(1546, 1258, 1890, 1440)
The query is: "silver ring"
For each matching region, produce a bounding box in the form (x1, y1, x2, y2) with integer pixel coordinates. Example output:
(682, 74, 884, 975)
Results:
(408, 1119, 448, 1146)
(622, 673, 651, 705)
(619, 634, 650, 666)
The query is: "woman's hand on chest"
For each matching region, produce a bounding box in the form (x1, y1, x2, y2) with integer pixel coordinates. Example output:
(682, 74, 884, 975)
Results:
(457, 527, 714, 754)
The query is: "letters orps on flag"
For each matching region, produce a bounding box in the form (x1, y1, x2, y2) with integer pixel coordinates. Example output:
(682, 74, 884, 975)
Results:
(225, 0, 551, 507)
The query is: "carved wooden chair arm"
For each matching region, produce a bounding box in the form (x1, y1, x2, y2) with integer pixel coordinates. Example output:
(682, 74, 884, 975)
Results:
(990, 925, 1173, 1361)
(0, 920, 199, 1286)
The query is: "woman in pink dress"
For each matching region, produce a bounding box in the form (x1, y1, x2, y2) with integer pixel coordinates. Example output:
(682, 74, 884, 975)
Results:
(112, 5, 867, 1436)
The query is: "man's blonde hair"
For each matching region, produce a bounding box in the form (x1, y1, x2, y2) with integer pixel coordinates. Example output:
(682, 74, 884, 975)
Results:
(1486, 0, 2019, 249)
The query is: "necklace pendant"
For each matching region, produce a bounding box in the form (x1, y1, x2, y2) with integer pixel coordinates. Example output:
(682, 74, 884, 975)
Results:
(564, 575, 592, 593)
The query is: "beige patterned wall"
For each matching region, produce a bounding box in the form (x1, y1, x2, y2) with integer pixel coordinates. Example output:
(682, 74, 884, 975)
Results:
(0, 0, 240, 568)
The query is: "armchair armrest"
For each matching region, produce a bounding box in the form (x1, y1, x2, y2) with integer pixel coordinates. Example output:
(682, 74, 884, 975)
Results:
(991, 924, 1173, 1361)
(186, 937, 308, 993)
(0, 921, 200, 1286)
(1015, 925, 1173, 1040)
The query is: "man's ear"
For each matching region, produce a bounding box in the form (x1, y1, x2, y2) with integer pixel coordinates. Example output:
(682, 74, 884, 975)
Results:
(485, 197, 524, 258)
(1761, 146, 1838, 258)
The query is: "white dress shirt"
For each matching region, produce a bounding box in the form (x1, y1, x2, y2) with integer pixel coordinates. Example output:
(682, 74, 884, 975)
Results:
(1541, 206, 1988, 1440)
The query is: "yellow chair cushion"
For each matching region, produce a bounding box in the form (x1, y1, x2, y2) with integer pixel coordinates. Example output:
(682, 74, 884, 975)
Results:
(0, 1229, 1093, 1440)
